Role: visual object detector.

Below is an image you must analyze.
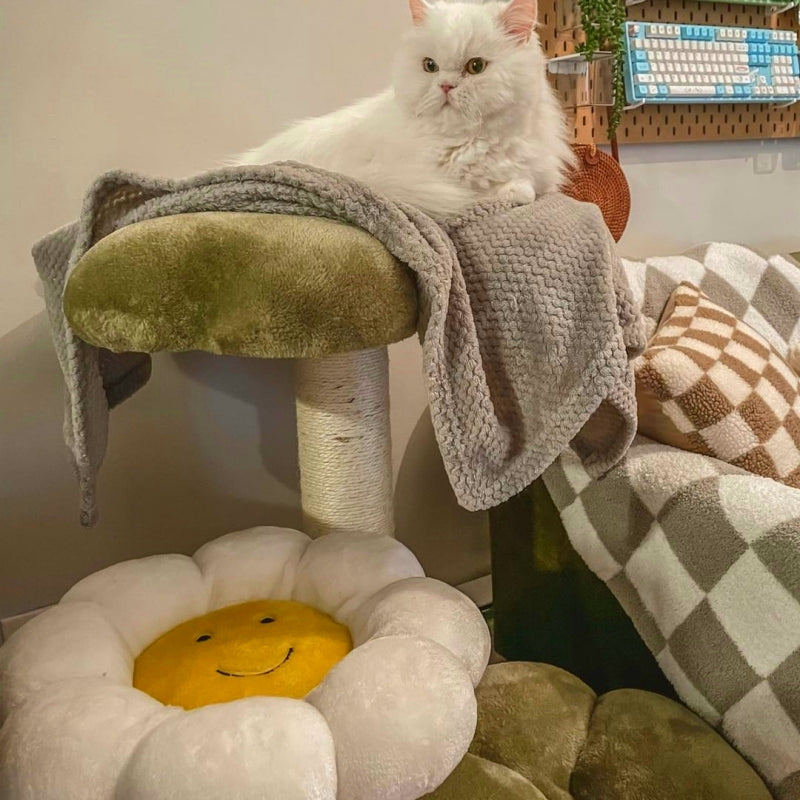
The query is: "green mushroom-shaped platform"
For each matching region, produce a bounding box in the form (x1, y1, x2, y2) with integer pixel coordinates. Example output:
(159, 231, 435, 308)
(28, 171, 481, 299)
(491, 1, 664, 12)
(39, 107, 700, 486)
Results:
(64, 212, 418, 358)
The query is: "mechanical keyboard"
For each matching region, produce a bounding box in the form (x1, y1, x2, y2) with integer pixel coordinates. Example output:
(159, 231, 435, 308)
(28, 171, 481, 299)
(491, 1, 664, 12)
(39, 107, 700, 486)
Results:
(623, 22, 800, 104)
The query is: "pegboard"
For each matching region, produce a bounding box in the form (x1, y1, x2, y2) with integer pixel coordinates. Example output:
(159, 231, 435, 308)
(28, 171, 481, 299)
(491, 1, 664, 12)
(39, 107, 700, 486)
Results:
(539, 0, 800, 143)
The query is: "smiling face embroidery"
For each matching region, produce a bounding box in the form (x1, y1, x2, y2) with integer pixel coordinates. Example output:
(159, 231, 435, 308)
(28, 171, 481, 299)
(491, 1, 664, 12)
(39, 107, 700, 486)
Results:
(133, 600, 352, 710)
(215, 647, 293, 678)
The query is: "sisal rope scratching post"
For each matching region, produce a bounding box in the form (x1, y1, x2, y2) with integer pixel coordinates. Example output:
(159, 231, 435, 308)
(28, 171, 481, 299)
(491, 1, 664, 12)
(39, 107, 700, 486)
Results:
(294, 347, 394, 538)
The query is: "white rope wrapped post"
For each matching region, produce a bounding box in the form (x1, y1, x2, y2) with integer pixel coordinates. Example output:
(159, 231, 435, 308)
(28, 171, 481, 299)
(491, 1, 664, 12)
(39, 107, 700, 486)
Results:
(294, 347, 394, 538)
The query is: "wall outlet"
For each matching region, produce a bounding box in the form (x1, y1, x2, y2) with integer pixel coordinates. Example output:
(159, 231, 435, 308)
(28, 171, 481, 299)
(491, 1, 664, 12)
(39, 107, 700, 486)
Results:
(784, 148, 800, 171)
(754, 151, 777, 175)
(0, 605, 53, 644)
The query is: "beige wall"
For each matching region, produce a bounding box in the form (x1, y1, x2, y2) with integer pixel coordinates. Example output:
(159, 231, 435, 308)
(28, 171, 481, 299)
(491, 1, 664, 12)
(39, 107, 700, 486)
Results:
(1, 0, 799, 620)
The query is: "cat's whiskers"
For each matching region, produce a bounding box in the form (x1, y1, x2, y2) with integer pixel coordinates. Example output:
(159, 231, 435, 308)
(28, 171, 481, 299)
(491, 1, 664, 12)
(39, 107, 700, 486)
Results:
(450, 90, 484, 128)
(415, 91, 445, 118)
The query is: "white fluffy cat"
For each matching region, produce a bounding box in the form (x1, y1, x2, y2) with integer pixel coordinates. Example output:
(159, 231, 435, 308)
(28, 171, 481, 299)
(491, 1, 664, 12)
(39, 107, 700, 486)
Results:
(236, 0, 573, 217)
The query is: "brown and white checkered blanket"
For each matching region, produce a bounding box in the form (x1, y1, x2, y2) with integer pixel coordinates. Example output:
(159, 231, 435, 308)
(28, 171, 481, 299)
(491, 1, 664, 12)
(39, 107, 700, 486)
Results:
(544, 244, 800, 800)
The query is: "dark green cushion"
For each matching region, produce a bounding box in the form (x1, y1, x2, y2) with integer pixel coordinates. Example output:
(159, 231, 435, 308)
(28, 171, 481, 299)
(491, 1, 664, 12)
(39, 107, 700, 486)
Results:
(64, 212, 418, 358)
(425, 662, 772, 800)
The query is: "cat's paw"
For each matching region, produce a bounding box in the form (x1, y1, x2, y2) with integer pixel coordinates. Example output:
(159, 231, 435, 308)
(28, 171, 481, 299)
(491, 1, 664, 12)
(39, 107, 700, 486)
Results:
(493, 179, 537, 206)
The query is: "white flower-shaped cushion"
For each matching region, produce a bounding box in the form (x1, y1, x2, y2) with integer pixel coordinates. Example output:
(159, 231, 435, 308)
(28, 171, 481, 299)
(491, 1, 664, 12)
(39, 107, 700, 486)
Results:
(0, 528, 490, 800)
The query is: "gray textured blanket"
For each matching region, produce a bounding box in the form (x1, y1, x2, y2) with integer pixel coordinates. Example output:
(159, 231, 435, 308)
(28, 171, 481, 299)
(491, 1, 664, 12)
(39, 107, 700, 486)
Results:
(33, 164, 645, 526)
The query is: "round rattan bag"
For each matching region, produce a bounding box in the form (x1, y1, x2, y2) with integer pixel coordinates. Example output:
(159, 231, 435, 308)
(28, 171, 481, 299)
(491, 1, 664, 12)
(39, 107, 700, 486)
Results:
(562, 144, 631, 242)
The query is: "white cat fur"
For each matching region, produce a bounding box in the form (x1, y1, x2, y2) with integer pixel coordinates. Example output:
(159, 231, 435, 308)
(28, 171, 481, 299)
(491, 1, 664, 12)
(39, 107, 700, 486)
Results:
(236, 0, 573, 217)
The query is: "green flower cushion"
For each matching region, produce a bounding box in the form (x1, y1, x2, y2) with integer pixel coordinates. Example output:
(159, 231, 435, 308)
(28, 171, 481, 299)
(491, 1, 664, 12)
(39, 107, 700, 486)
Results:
(64, 212, 418, 358)
(426, 662, 772, 800)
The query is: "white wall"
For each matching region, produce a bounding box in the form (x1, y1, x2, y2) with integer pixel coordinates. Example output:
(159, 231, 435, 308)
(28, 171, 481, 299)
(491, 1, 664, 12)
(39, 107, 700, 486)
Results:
(618, 140, 800, 258)
(1, 0, 798, 621)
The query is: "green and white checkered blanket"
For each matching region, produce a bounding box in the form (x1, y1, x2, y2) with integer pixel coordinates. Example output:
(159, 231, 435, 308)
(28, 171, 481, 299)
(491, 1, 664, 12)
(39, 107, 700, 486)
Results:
(544, 244, 800, 800)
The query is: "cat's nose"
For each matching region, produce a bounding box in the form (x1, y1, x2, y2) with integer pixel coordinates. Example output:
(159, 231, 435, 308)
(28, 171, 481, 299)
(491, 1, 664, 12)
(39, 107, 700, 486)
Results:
(440, 83, 454, 95)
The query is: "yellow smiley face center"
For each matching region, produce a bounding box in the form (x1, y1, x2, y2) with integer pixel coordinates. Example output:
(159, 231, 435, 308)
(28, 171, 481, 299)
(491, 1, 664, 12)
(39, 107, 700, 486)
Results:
(133, 600, 352, 710)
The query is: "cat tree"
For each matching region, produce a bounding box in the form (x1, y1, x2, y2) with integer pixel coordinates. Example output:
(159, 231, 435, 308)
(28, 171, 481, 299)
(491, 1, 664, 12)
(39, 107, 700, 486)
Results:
(63, 211, 419, 537)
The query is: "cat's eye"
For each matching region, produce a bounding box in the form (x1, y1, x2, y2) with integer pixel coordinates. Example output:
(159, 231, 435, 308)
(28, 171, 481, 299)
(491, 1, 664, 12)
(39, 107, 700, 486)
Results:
(422, 57, 439, 73)
(260, 617, 275, 624)
(196, 634, 212, 642)
(465, 57, 488, 75)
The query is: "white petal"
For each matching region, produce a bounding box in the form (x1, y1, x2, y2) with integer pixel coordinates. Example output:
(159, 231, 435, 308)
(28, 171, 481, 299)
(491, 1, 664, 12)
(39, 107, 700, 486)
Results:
(350, 577, 490, 687)
(116, 697, 337, 800)
(308, 636, 476, 800)
(293, 534, 424, 623)
(61, 554, 209, 655)
(194, 526, 311, 610)
(0, 602, 132, 722)
(0, 679, 176, 800)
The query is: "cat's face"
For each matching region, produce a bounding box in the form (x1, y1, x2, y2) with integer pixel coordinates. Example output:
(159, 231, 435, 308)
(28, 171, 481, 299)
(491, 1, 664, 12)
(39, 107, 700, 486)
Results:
(393, 0, 544, 133)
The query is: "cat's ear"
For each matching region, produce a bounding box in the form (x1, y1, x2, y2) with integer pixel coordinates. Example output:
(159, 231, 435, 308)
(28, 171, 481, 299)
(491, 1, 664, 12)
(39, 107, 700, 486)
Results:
(409, 0, 428, 26)
(500, 0, 538, 42)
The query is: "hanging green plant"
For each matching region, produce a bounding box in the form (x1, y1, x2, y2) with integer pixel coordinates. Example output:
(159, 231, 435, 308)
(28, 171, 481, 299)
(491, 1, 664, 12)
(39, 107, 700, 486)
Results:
(575, 0, 627, 139)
